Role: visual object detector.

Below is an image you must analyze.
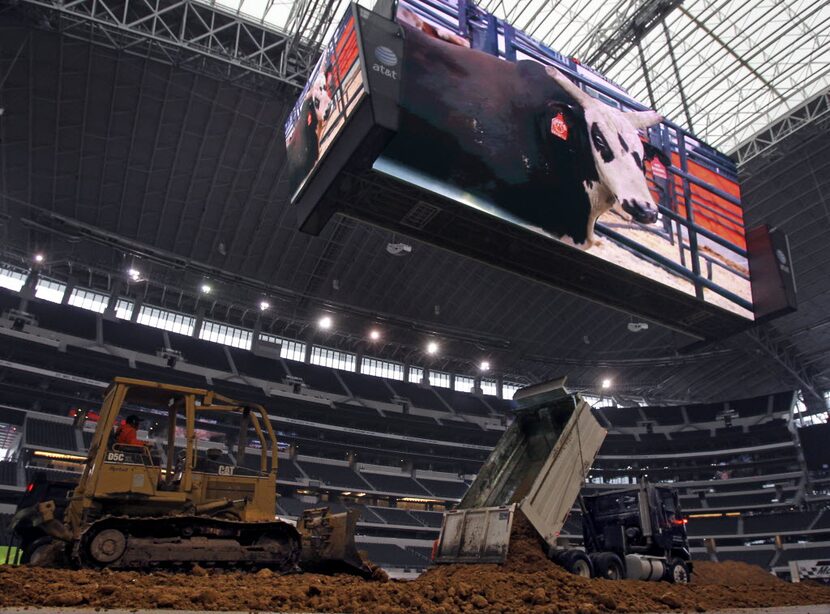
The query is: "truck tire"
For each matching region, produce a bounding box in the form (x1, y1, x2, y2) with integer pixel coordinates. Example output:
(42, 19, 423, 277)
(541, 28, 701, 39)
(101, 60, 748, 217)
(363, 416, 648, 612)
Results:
(562, 550, 593, 578)
(665, 558, 690, 584)
(591, 552, 624, 580)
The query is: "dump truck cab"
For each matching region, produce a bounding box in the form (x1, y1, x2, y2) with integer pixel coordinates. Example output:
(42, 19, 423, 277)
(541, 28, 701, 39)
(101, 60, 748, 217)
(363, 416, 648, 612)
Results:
(581, 483, 692, 582)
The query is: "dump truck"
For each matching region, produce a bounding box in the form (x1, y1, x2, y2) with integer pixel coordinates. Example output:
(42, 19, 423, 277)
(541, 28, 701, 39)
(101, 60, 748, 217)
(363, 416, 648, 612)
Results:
(12, 378, 380, 577)
(433, 377, 691, 583)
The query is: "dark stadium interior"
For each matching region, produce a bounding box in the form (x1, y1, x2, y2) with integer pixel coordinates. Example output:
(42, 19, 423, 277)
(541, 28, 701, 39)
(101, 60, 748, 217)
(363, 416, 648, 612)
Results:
(0, 0, 829, 595)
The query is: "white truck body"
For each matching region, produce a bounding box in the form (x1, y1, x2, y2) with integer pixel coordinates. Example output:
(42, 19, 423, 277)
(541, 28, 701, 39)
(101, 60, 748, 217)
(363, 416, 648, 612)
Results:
(434, 378, 607, 564)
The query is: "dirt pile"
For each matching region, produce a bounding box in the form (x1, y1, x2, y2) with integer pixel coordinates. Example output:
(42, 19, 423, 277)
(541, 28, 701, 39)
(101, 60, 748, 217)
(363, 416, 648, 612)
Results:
(1, 516, 829, 613)
(692, 560, 782, 586)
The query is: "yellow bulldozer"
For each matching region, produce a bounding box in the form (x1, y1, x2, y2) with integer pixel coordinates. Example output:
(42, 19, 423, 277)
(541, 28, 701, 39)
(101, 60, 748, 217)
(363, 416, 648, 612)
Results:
(22, 377, 380, 577)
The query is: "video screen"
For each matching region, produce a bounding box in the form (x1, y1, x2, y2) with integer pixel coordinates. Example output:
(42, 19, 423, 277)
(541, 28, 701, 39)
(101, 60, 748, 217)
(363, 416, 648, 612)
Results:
(284, 8, 365, 202)
(377, 0, 753, 319)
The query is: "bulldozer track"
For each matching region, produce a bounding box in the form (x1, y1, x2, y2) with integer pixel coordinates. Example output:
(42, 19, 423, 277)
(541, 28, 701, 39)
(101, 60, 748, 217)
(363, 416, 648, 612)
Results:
(74, 515, 301, 572)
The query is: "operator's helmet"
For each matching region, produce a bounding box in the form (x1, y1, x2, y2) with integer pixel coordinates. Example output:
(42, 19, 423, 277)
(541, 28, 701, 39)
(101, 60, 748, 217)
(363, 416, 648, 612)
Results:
(125, 415, 140, 428)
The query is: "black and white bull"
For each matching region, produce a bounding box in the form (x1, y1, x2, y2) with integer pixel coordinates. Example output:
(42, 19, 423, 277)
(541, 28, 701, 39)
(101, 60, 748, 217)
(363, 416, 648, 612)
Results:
(385, 26, 664, 247)
(284, 74, 333, 196)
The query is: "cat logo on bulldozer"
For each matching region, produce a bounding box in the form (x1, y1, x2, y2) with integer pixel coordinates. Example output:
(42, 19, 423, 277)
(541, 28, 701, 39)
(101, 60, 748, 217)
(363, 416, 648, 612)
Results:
(218, 465, 235, 476)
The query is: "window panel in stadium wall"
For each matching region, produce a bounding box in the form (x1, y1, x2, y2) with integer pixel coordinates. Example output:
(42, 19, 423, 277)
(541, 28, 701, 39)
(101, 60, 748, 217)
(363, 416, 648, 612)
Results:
(372, 0, 753, 319)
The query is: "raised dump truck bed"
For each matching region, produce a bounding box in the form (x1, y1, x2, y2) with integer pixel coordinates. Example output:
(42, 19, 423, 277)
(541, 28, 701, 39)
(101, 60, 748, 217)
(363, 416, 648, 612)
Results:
(434, 378, 606, 564)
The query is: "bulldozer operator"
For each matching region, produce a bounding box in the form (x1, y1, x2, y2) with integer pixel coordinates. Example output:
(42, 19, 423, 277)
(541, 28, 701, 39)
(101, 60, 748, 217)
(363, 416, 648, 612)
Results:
(114, 415, 148, 447)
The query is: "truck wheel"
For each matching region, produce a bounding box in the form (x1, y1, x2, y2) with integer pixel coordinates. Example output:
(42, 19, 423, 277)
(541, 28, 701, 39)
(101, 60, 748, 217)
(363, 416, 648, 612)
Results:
(666, 558, 690, 584)
(592, 552, 624, 580)
(562, 550, 593, 578)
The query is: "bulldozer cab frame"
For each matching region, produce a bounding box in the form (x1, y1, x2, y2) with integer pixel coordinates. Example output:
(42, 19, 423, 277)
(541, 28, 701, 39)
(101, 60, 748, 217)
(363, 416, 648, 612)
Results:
(67, 378, 281, 533)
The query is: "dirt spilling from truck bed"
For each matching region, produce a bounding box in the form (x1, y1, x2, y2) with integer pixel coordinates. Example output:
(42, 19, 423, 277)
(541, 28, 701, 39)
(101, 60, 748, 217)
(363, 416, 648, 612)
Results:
(1, 516, 829, 613)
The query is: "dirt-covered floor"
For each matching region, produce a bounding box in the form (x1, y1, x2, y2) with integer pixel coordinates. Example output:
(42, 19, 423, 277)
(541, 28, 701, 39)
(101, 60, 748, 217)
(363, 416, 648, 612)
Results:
(2, 517, 829, 614)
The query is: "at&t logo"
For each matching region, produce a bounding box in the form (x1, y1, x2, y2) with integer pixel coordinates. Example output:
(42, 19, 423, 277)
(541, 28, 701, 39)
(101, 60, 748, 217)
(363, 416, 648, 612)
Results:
(373, 46, 398, 79)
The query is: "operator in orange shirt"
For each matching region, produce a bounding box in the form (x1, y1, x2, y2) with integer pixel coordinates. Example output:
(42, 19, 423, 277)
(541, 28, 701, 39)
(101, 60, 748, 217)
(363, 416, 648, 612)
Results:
(115, 415, 147, 446)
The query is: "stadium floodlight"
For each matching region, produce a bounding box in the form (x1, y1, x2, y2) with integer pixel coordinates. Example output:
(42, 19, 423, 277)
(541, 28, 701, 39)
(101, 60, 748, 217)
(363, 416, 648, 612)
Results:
(128, 268, 141, 281)
(369, 329, 381, 341)
(318, 315, 333, 330)
(259, 301, 270, 311)
(33, 253, 45, 263)
(200, 283, 212, 294)
(426, 341, 439, 355)
(480, 360, 490, 371)
(602, 378, 612, 389)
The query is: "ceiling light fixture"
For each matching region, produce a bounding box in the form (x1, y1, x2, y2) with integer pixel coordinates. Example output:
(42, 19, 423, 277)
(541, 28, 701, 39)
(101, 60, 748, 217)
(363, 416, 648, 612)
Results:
(426, 341, 439, 355)
(259, 301, 270, 311)
(318, 316, 333, 330)
(200, 283, 212, 294)
(480, 360, 490, 372)
(33, 253, 45, 263)
(601, 378, 612, 389)
(369, 329, 380, 341)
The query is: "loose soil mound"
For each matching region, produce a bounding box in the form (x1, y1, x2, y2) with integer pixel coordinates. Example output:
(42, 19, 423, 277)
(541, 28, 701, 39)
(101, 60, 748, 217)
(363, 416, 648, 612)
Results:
(692, 560, 782, 586)
(1, 517, 828, 613)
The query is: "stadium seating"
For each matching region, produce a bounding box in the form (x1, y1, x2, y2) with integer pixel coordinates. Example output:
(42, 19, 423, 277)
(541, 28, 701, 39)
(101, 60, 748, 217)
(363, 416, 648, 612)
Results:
(228, 348, 287, 382)
(343, 503, 385, 524)
(284, 361, 348, 396)
(369, 507, 422, 526)
(361, 472, 430, 497)
(598, 433, 637, 455)
(775, 546, 830, 565)
(433, 389, 491, 416)
(26, 299, 97, 340)
(686, 516, 739, 537)
(812, 511, 830, 530)
(0, 288, 20, 313)
(0, 461, 18, 486)
(743, 511, 817, 534)
(24, 419, 76, 450)
(408, 510, 443, 528)
(417, 478, 468, 499)
(168, 332, 230, 371)
(277, 496, 311, 517)
(640, 405, 685, 426)
(600, 406, 643, 428)
(684, 401, 725, 422)
(298, 460, 370, 490)
(337, 371, 395, 403)
(102, 318, 165, 355)
(747, 420, 792, 445)
(0, 406, 25, 426)
(387, 381, 449, 413)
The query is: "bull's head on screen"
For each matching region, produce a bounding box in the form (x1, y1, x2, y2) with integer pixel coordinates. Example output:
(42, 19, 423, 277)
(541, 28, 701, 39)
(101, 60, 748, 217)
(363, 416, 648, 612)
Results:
(546, 67, 663, 240)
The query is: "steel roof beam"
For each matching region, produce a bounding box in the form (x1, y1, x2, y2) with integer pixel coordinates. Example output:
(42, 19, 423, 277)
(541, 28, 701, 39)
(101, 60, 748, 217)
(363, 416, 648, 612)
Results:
(12, 0, 318, 92)
(733, 88, 830, 170)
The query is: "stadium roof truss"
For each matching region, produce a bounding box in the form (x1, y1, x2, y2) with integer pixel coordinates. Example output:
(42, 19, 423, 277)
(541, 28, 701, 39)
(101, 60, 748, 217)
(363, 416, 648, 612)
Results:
(3, 0, 360, 92)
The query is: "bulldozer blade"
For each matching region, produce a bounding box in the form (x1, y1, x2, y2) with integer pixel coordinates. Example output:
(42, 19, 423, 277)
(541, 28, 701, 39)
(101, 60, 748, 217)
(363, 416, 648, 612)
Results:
(296, 507, 384, 579)
(15, 501, 73, 542)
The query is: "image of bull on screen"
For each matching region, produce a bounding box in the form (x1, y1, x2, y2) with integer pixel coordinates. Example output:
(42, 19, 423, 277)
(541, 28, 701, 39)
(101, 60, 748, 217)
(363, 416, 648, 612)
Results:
(376, 1, 753, 319)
